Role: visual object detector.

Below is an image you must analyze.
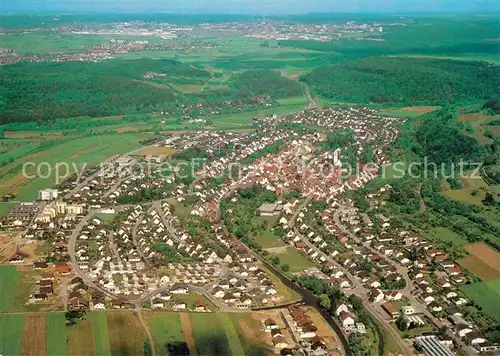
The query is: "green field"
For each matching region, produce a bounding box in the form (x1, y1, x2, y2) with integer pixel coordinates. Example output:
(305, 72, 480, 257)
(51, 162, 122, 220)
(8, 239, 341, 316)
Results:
(424, 227, 469, 246)
(89, 312, 112, 356)
(0, 133, 151, 200)
(0, 202, 16, 217)
(0, 314, 25, 356)
(272, 247, 315, 272)
(217, 313, 246, 356)
(254, 229, 286, 248)
(461, 282, 500, 322)
(189, 313, 231, 356)
(46, 313, 68, 356)
(144, 312, 185, 355)
(0, 265, 31, 312)
(225, 313, 266, 356)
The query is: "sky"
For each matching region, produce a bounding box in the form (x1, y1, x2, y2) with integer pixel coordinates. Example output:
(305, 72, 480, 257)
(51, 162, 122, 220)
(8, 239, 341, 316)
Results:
(2, 0, 499, 14)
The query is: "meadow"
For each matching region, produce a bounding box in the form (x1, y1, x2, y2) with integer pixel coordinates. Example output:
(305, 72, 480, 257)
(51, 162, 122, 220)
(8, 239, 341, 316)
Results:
(0, 314, 25, 356)
(189, 313, 232, 356)
(0, 265, 32, 312)
(272, 246, 316, 272)
(461, 282, 500, 322)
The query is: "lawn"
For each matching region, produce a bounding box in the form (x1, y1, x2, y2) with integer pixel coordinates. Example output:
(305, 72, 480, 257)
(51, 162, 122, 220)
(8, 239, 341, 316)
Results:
(189, 313, 231, 356)
(272, 247, 315, 272)
(107, 311, 146, 356)
(46, 313, 68, 356)
(0, 314, 25, 356)
(254, 229, 286, 249)
(89, 311, 112, 356)
(461, 282, 500, 322)
(424, 227, 469, 246)
(0, 133, 152, 201)
(144, 312, 185, 355)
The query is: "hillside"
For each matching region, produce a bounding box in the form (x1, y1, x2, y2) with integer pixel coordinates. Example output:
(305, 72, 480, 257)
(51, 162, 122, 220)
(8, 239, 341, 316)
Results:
(301, 57, 500, 105)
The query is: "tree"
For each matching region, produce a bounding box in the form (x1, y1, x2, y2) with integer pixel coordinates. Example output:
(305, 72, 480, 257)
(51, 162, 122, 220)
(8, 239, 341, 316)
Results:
(396, 315, 407, 331)
(143, 340, 152, 356)
(319, 293, 331, 310)
(482, 192, 495, 206)
(281, 264, 290, 272)
(271, 256, 280, 265)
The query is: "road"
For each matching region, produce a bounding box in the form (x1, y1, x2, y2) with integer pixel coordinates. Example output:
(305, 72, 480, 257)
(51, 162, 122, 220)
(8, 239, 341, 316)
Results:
(135, 305, 156, 356)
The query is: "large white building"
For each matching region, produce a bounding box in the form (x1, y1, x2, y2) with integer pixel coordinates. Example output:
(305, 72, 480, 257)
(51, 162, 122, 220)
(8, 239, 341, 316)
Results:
(38, 189, 59, 201)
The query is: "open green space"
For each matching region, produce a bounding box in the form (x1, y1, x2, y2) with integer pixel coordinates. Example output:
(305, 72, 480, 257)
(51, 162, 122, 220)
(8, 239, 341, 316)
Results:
(189, 313, 231, 356)
(485, 279, 500, 297)
(254, 229, 286, 248)
(144, 312, 185, 355)
(46, 312, 69, 356)
(0, 133, 151, 201)
(217, 313, 246, 356)
(225, 313, 266, 356)
(461, 282, 500, 322)
(0, 265, 30, 312)
(424, 227, 469, 246)
(0, 314, 25, 356)
(89, 311, 112, 356)
(271, 247, 315, 272)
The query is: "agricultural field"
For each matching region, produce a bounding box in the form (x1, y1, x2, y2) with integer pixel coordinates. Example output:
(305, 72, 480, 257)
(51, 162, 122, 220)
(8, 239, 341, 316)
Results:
(458, 243, 500, 281)
(0, 314, 25, 356)
(0, 265, 33, 312)
(461, 282, 500, 322)
(189, 313, 232, 356)
(106, 311, 146, 356)
(20, 313, 47, 356)
(377, 106, 440, 117)
(442, 173, 500, 206)
(458, 112, 500, 145)
(271, 246, 316, 272)
(144, 312, 185, 355)
(46, 313, 68, 356)
(0, 133, 152, 201)
(88, 312, 112, 356)
(67, 318, 96, 356)
(424, 227, 469, 246)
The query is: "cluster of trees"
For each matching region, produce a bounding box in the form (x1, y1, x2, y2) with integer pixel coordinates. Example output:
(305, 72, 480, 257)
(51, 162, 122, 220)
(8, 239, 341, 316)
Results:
(301, 57, 500, 105)
(324, 128, 356, 151)
(230, 69, 303, 99)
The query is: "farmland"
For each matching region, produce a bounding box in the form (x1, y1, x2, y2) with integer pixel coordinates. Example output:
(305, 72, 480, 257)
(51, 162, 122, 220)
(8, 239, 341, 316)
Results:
(461, 282, 500, 322)
(67, 318, 96, 356)
(20, 313, 46, 356)
(0, 133, 152, 201)
(459, 243, 500, 280)
(144, 311, 185, 355)
(0, 314, 25, 356)
(88, 312, 112, 356)
(0, 265, 32, 312)
(46, 313, 68, 356)
(106, 312, 146, 356)
(189, 313, 232, 356)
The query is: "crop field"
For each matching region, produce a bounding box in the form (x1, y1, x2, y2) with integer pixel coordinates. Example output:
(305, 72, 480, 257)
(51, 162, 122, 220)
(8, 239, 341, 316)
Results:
(106, 311, 146, 356)
(89, 312, 112, 356)
(46, 313, 68, 356)
(378, 106, 440, 117)
(0, 314, 25, 356)
(225, 313, 268, 356)
(67, 319, 96, 356)
(271, 246, 315, 272)
(144, 311, 185, 355)
(189, 313, 231, 356)
(20, 313, 46, 356)
(424, 227, 469, 246)
(464, 243, 500, 276)
(461, 282, 500, 322)
(134, 146, 178, 156)
(0, 265, 31, 312)
(0, 133, 151, 201)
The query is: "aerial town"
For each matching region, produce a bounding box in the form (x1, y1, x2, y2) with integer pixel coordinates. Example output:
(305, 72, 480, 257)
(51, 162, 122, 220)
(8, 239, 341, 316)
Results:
(2, 106, 498, 355)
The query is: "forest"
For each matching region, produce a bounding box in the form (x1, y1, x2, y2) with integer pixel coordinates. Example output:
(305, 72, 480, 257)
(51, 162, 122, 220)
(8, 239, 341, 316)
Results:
(229, 69, 304, 99)
(301, 57, 500, 105)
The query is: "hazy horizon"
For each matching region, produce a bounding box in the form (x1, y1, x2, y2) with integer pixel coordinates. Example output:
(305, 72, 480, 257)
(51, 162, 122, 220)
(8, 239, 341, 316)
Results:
(2, 0, 500, 15)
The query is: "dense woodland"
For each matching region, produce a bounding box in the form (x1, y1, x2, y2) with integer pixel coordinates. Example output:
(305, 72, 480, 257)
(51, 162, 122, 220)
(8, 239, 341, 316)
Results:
(230, 69, 303, 99)
(301, 57, 500, 105)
